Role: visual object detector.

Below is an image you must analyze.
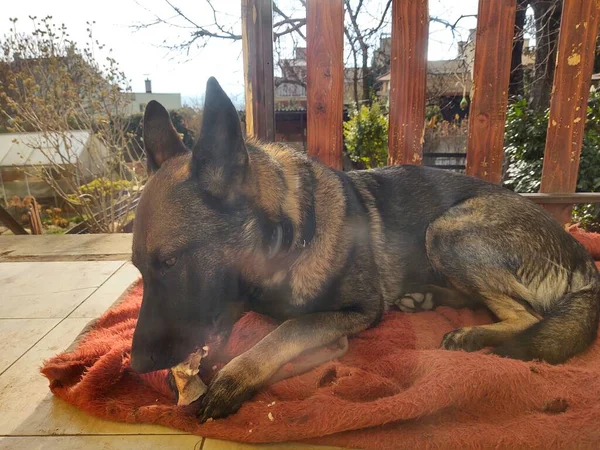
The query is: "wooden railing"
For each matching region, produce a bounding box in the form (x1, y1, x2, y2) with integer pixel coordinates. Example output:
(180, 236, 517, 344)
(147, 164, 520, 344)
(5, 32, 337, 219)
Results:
(65, 194, 141, 234)
(242, 0, 600, 224)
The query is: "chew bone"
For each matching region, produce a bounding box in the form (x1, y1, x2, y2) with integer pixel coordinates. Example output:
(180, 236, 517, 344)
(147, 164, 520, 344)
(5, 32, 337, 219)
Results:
(170, 346, 209, 406)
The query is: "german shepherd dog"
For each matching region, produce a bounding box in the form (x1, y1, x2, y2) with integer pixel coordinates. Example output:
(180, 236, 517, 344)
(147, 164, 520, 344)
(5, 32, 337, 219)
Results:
(130, 77, 600, 421)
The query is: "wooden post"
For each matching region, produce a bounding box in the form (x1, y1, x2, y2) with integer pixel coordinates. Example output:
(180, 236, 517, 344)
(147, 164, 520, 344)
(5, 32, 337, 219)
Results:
(466, 0, 517, 183)
(242, 0, 275, 141)
(540, 0, 600, 224)
(28, 198, 43, 235)
(306, 0, 344, 169)
(387, 0, 429, 166)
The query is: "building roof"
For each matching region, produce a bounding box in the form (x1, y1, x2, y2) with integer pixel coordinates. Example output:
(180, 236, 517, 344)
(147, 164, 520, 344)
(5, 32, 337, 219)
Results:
(377, 59, 470, 83)
(377, 72, 391, 82)
(427, 59, 469, 74)
(0, 130, 92, 167)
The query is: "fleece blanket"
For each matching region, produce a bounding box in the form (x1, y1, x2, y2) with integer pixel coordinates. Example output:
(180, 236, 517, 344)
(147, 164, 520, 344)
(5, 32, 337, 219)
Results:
(41, 226, 600, 449)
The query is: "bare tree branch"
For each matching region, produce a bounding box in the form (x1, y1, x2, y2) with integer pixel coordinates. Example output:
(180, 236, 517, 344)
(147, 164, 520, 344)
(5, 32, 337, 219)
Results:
(164, 0, 201, 29)
(430, 14, 478, 40)
(363, 0, 392, 37)
(274, 19, 306, 39)
(273, 3, 306, 39)
(206, 0, 241, 40)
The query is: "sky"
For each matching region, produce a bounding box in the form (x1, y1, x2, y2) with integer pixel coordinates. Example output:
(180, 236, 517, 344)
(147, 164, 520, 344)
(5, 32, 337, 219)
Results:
(1, 0, 479, 108)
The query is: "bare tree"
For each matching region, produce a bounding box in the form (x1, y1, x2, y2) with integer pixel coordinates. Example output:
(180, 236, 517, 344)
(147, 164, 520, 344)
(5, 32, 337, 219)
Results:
(507, 0, 563, 109)
(344, 0, 392, 104)
(133, 0, 397, 106)
(529, 0, 562, 111)
(0, 17, 146, 233)
(133, 0, 564, 112)
(509, 0, 529, 98)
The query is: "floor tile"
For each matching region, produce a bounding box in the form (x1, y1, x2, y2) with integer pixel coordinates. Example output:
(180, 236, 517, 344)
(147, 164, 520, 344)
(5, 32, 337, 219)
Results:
(0, 288, 96, 319)
(0, 259, 340, 448)
(0, 261, 123, 297)
(0, 318, 183, 436)
(69, 262, 140, 318)
(0, 435, 203, 450)
(202, 438, 345, 450)
(0, 319, 60, 374)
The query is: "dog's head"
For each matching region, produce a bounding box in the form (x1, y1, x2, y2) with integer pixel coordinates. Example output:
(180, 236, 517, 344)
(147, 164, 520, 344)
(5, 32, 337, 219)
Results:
(130, 78, 292, 373)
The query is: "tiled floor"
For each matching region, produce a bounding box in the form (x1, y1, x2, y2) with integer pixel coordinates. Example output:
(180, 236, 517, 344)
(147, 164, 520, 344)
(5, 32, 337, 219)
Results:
(0, 258, 341, 450)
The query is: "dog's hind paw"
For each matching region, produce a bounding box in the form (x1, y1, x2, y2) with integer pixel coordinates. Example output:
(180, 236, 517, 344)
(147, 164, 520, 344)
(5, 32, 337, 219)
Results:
(395, 292, 435, 313)
(441, 327, 486, 352)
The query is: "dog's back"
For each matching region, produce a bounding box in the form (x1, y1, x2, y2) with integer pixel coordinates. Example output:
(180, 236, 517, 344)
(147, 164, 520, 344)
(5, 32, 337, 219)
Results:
(345, 165, 512, 294)
(346, 164, 600, 363)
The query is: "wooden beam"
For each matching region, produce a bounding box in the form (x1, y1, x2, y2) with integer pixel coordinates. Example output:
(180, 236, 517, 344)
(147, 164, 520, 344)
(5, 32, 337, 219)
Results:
(521, 192, 600, 204)
(466, 0, 517, 183)
(306, 0, 344, 169)
(387, 0, 429, 166)
(0, 204, 28, 235)
(0, 234, 133, 262)
(242, 0, 275, 141)
(540, 0, 600, 224)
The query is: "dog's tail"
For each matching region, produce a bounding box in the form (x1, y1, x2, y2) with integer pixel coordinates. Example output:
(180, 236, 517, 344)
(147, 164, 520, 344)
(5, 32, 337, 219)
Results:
(493, 278, 600, 364)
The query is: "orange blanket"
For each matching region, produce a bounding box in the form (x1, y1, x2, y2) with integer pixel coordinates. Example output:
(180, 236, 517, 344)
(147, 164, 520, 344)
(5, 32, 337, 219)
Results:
(41, 228, 600, 449)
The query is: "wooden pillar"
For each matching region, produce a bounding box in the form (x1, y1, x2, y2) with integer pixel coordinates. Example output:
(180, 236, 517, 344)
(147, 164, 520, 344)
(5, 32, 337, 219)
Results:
(306, 0, 344, 169)
(28, 198, 43, 235)
(540, 0, 600, 224)
(242, 0, 275, 141)
(466, 0, 516, 183)
(387, 0, 429, 166)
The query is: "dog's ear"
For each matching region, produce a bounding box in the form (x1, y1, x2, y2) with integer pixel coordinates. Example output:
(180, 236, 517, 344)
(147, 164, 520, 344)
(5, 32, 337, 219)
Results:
(143, 101, 189, 174)
(192, 77, 249, 198)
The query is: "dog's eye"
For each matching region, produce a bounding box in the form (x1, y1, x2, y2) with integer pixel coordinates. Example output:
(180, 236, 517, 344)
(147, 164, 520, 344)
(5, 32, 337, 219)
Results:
(267, 223, 283, 258)
(163, 257, 177, 268)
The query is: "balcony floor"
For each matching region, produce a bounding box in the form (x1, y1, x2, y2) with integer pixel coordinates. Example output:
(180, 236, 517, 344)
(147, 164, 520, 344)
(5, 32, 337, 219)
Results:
(0, 235, 340, 450)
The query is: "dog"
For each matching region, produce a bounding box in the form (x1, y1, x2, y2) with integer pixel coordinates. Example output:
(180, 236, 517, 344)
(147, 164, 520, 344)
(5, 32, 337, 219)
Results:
(130, 77, 600, 421)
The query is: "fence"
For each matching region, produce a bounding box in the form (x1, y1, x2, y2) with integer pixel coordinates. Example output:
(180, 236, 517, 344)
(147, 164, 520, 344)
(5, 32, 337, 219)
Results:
(241, 0, 600, 224)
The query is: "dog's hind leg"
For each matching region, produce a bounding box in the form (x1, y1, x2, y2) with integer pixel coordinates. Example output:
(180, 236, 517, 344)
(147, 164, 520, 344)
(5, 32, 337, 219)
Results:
(425, 202, 544, 353)
(425, 194, 599, 362)
(440, 292, 540, 352)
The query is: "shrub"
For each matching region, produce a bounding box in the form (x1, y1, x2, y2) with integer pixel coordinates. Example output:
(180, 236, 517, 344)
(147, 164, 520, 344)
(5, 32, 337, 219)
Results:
(42, 207, 69, 228)
(67, 177, 134, 205)
(504, 91, 600, 226)
(343, 101, 388, 169)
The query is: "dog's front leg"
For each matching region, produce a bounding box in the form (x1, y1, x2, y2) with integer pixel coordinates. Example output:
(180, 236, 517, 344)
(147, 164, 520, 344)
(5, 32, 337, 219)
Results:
(196, 308, 377, 421)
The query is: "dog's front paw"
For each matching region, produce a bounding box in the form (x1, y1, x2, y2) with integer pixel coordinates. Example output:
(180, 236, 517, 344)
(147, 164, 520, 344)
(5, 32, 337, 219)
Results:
(441, 327, 485, 352)
(195, 357, 260, 422)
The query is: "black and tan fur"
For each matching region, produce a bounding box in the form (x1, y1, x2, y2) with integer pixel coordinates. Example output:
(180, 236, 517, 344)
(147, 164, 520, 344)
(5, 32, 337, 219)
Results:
(130, 77, 600, 421)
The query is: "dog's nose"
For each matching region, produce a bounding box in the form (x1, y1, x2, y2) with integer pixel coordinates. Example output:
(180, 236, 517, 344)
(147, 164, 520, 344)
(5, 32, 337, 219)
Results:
(129, 351, 157, 374)
(130, 336, 189, 373)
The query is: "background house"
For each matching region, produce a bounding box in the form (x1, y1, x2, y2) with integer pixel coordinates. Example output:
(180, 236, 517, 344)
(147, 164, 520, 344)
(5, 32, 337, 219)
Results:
(376, 30, 536, 172)
(274, 48, 360, 150)
(376, 30, 535, 119)
(124, 79, 182, 115)
(376, 33, 475, 120)
(0, 130, 109, 203)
